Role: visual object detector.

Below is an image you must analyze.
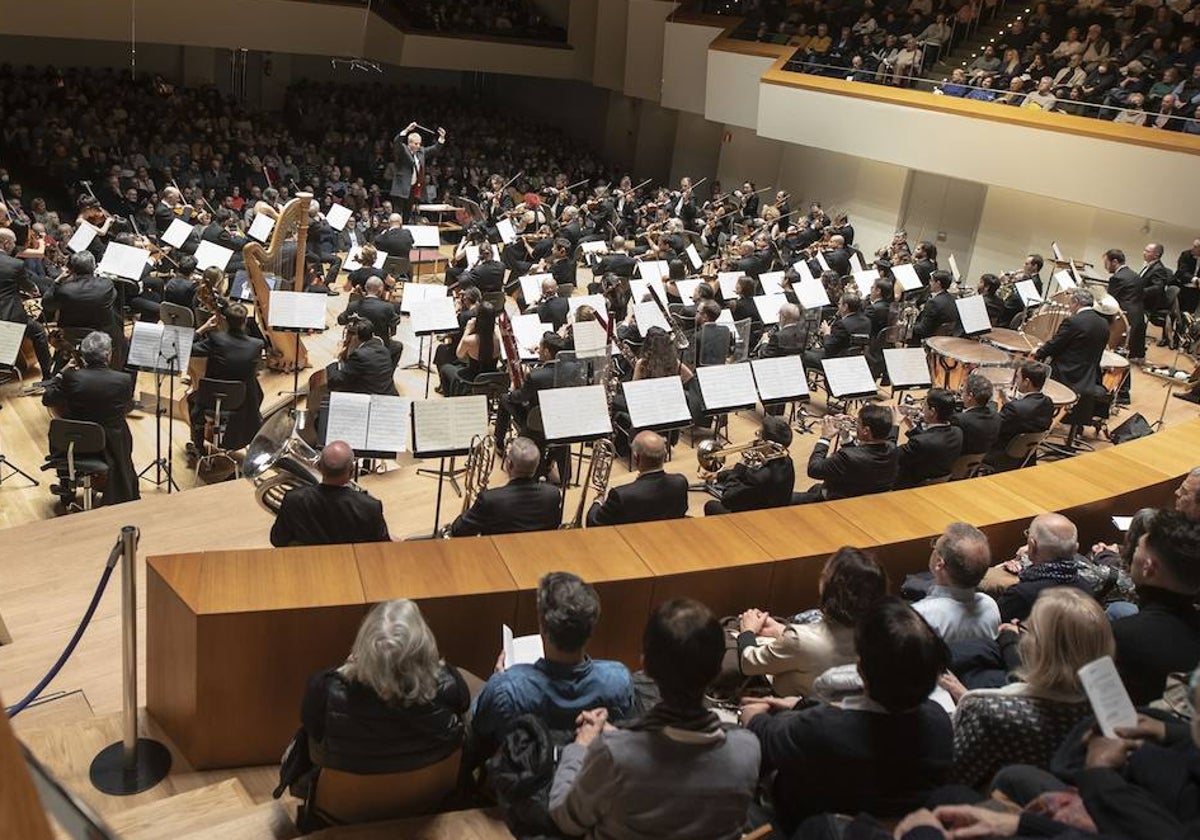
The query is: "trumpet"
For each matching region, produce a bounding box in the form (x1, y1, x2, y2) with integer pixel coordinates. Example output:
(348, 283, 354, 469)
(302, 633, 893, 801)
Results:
(822, 414, 858, 455)
(697, 438, 788, 474)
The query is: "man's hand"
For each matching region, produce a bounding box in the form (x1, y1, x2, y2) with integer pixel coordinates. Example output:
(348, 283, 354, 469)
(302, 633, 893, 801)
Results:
(574, 708, 609, 747)
(893, 808, 947, 839)
(938, 671, 968, 705)
(1092, 542, 1119, 556)
(738, 608, 768, 635)
(820, 415, 839, 438)
(759, 616, 786, 638)
(404, 121, 417, 133)
(493, 650, 506, 674)
(1085, 730, 1139, 770)
(1115, 714, 1167, 744)
(438, 126, 447, 142)
(933, 805, 1020, 839)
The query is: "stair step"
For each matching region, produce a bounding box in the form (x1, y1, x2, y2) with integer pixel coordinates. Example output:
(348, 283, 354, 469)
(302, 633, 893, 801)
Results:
(104, 779, 254, 840)
(306, 808, 515, 840)
(175, 800, 300, 840)
(9, 690, 95, 735)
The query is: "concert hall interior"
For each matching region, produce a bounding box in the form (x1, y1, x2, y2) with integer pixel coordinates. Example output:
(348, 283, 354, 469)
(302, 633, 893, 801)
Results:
(2, 0, 1200, 838)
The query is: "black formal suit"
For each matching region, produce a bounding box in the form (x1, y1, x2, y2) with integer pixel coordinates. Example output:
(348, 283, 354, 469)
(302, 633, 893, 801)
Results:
(389, 139, 442, 200)
(951, 405, 1002, 455)
(537, 296, 569, 331)
(592, 252, 636, 278)
(896, 423, 964, 487)
(42, 274, 125, 366)
(911, 291, 962, 342)
(456, 260, 505, 294)
(339, 296, 401, 343)
(1108, 265, 1146, 357)
(42, 366, 139, 504)
(0, 251, 53, 376)
(154, 203, 191, 239)
(1140, 260, 1174, 313)
(757, 323, 805, 358)
(374, 227, 414, 259)
(707, 457, 795, 514)
(1176, 248, 1200, 316)
(732, 296, 765, 345)
(188, 330, 264, 450)
(803, 440, 899, 501)
(347, 266, 386, 291)
(327, 339, 398, 396)
(449, 477, 562, 536)
(1035, 308, 1109, 397)
(270, 483, 390, 546)
(586, 470, 689, 526)
(982, 292, 1007, 327)
(913, 258, 937, 286)
(984, 391, 1056, 470)
(825, 247, 852, 278)
(201, 222, 248, 272)
(1001, 273, 1043, 327)
(804, 311, 870, 371)
(867, 299, 891, 336)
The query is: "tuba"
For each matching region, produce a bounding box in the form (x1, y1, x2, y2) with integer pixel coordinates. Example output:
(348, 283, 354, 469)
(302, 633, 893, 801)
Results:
(697, 438, 788, 473)
(564, 437, 615, 529)
(243, 409, 324, 514)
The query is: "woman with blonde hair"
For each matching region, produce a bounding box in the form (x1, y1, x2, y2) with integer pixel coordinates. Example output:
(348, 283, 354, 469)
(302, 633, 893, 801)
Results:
(947, 587, 1112, 789)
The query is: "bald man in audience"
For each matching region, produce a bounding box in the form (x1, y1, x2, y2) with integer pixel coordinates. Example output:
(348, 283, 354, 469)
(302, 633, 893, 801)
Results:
(911, 522, 999, 643)
(586, 431, 689, 526)
(1174, 467, 1200, 522)
(994, 513, 1088, 622)
(270, 440, 391, 546)
(449, 437, 562, 536)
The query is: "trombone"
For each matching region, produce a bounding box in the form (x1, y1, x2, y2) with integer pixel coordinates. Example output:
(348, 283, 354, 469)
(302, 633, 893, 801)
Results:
(440, 435, 497, 537)
(696, 438, 788, 474)
(563, 437, 616, 529)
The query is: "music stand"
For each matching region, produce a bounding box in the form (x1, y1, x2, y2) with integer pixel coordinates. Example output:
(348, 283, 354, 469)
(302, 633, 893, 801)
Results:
(0, 403, 38, 487)
(538, 384, 613, 520)
(750, 355, 810, 427)
(821, 356, 879, 416)
(130, 320, 194, 494)
(266, 291, 328, 409)
(696, 363, 760, 447)
(620, 375, 692, 468)
(324, 391, 411, 474)
(409, 297, 459, 398)
(883, 347, 933, 401)
(411, 396, 489, 536)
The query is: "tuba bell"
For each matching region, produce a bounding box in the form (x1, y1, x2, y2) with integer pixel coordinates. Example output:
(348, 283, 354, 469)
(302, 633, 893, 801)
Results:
(697, 438, 788, 474)
(243, 409, 323, 514)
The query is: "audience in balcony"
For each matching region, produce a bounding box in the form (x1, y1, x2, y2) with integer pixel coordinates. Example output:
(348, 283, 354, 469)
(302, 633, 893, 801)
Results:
(388, 0, 567, 42)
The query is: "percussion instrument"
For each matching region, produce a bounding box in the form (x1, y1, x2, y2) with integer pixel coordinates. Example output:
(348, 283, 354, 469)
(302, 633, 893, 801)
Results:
(924, 336, 1011, 392)
(985, 328, 1043, 357)
(1106, 310, 1129, 352)
(1100, 350, 1130, 394)
(1022, 306, 1072, 343)
(978, 367, 1077, 411)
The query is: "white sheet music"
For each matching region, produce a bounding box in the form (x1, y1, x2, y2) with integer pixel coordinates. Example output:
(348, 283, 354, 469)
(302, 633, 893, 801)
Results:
(1112, 516, 1133, 531)
(97, 242, 151, 280)
(511, 313, 550, 360)
(409, 297, 459, 334)
(1077, 656, 1138, 739)
(849, 269, 879, 297)
(411, 395, 489, 456)
(948, 253, 962, 282)
(519, 273, 552, 306)
(685, 244, 703, 271)
(883, 347, 932, 388)
(638, 260, 669, 283)
(571, 319, 610, 360)
(623, 376, 691, 428)
(675, 279, 702, 301)
(1052, 241, 1065, 262)
(793, 260, 816, 284)
(325, 203, 353, 231)
(326, 392, 411, 454)
(465, 244, 481, 268)
(634, 301, 670, 333)
(248, 213, 275, 243)
(268, 291, 328, 330)
(568, 294, 608, 322)
(758, 271, 786, 296)
(404, 225, 441, 248)
(0, 320, 26, 366)
(851, 252, 867, 272)
(126, 321, 194, 373)
(754, 294, 788, 325)
(717, 272, 742, 299)
(399, 282, 447, 314)
(496, 218, 516, 245)
(1016, 279, 1043, 306)
(580, 240, 608, 255)
(503, 624, 545, 670)
(325, 392, 371, 449)
(1053, 268, 1077, 292)
(697, 363, 759, 411)
(956, 294, 992, 336)
(795, 273, 831, 310)
(892, 263, 923, 292)
(751, 356, 809, 402)
(716, 309, 734, 326)
(539, 384, 612, 442)
(161, 218, 194, 249)
(822, 356, 877, 398)
(194, 240, 235, 272)
(67, 221, 99, 254)
(629, 278, 665, 306)
(815, 251, 831, 273)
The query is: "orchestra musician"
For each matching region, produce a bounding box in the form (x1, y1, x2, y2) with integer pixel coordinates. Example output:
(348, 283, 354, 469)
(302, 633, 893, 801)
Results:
(976, 274, 1008, 327)
(493, 331, 578, 451)
(911, 240, 938, 287)
(803, 293, 871, 373)
(983, 360, 1056, 471)
(42, 251, 125, 369)
(1104, 249, 1146, 403)
(1000, 254, 1045, 327)
(200, 208, 249, 274)
(794, 404, 899, 504)
(153, 185, 192, 236)
(437, 300, 501, 397)
(756, 302, 805, 360)
(337, 277, 402, 364)
(41, 331, 139, 505)
(586, 431, 689, 527)
(374, 213, 415, 265)
(390, 122, 446, 221)
(186, 303, 264, 462)
(447, 436, 561, 537)
(452, 242, 504, 294)
(950, 373, 1002, 456)
(1174, 238, 1200, 327)
(730, 276, 764, 346)
(346, 243, 387, 292)
(328, 320, 399, 397)
(590, 236, 638, 279)
(702, 416, 795, 516)
(535, 277, 569, 331)
(305, 201, 342, 293)
(894, 388, 965, 488)
(612, 327, 697, 454)
(434, 286, 480, 373)
(693, 300, 734, 368)
(0, 226, 54, 381)
(270, 440, 391, 547)
(1033, 288, 1109, 414)
(910, 270, 962, 343)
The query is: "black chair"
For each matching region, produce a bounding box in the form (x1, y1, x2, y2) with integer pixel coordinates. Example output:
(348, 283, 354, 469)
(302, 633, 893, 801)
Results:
(382, 255, 412, 282)
(159, 302, 195, 328)
(194, 378, 247, 477)
(467, 371, 511, 421)
(41, 419, 107, 511)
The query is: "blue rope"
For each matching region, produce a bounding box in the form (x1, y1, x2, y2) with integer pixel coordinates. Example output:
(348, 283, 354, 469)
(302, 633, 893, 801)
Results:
(5, 542, 121, 718)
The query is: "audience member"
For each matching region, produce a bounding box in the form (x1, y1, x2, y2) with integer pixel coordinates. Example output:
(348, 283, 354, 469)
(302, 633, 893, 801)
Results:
(912, 522, 1000, 643)
(995, 513, 1089, 622)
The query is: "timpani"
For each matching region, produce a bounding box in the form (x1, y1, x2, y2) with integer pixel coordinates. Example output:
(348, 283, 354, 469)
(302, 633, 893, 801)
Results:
(985, 328, 1043, 357)
(1101, 350, 1131, 394)
(924, 336, 1012, 392)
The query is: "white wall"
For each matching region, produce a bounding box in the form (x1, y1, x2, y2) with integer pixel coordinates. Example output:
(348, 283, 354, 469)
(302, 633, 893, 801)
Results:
(705, 50, 772, 129)
(899, 173, 989, 279)
(623, 0, 675, 101)
(669, 112, 725, 185)
(661, 22, 723, 115)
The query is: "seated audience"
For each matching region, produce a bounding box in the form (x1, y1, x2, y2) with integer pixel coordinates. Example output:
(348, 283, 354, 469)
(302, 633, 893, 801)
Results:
(912, 522, 1000, 643)
(995, 513, 1089, 622)
(549, 599, 760, 840)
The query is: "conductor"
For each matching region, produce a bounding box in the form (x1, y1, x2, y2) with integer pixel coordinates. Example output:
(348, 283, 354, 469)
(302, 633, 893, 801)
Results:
(390, 122, 447, 222)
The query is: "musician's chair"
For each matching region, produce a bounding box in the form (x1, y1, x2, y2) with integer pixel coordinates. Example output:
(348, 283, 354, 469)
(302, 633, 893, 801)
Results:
(159, 302, 195, 328)
(42, 419, 107, 512)
(949, 452, 986, 480)
(194, 378, 246, 480)
(381, 255, 411, 282)
(466, 371, 511, 422)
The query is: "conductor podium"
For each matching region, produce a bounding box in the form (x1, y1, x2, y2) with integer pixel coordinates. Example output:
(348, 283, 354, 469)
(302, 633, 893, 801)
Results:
(146, 419, 1200, 769)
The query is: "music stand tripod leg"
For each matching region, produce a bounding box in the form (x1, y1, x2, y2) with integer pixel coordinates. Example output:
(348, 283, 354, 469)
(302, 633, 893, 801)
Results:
(137, 366, 170, 487)
(0, 404, 39, 487)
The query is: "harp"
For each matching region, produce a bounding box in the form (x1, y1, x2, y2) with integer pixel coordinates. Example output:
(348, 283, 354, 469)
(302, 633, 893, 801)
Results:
(242, 192, 314, 372)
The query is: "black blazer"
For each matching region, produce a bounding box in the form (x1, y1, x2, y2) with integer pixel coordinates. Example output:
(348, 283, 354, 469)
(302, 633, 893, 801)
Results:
(537, 296, 569, 331)
(1035, 308, 1109, 396)
(1107, 265, 1145, 315)
(374, 227, 415, 258)
(911, 291, 961, 341)
(0, 252, 30, 323)
(449, 477, 562, 536)
(896, 424, 964, 486)
(951, 405, 1002, 455)
(389, 140, 441, 200)
(328, 340, 398, 396)
(717, 457, 796, 513)
(994, 392, 1056, 447)
(339, 296, 401, 341)
(270, 483, 390, 546)
(586, 470, 689, 526)
(807, 440, 899, 500)
(42, 275, 120, 332)
(191, 330, 265, 450)
(867, 300, 891, 336)
(1140, 260, 1173, 300)
(824, 311, 872, 357)
(592, 253, 636, 278)
(457, 260, 505, 294)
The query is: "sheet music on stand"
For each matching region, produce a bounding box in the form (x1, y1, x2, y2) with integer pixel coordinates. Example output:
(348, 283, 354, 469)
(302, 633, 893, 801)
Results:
(97, 242, 151, 280)
(1052, 241, 1065, 262)
(268, 290, 328, 331)
(891, 263, 923, 292)
(1015, 279, 1043, 307)
(685, 244, 703, 271)
(759, 271, 786, 296)
(399, 282, 447, 313)
(496, 218, 516, 245)
(411, 395, 490, 458)
(0, 319, 26, 366)
(849, 269, 879, 297)
(795, 273, 831, 310)
(697, 363, 759, 412)
(675, 279, 702, 301)
(580, 240, 608, 256)
(194, 240, 235, 273)
(126, 321, 194, 373)
(637, 260, 669, 283)
(325, 392, 412, 456)
(753, 294, 788, 325)
(67, 221, 99, 254)
(822, 356, 878, 398)
(751, 356, 809, 403)
(161, 218, 194, 249)
(1051, 268, 1077, 295)
(948, 254, 962, 283)
(630, 278, 666, 307)
(325, 203, 353, 232)
(248, 213, 275, 243)
(634, 301, 670, 333)
(509, 314, 550, 360)
(955, 294, 992, 337)
(883, 348, 932, 389)
(568, 294, 608, 322)
(540, 385, 612, 442)
(409, 297, 459, 335)
(851, 252, 867, 272)
(519, 273, 552, 306)
(717, 272, 742, 299)
(622, 376, 691, 429)
(815, 251, 831, 273)
(572, 319, 611, 360)
(792, 260, 816, 284)
(404, 225, 441, 248)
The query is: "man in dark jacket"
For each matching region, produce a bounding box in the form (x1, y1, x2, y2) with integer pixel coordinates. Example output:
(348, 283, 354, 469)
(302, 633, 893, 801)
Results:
(951, 373, 1002, 456)
(0, 226, 53, 379)
(1105, 247, 1146, 364)
(42, 251, 125, 367)
(910, 271, 962, 343)
(270, 440, 390, 546)
(338, 277, 401, 363)
(703, 415, 795, 515)
(995, 513, 1090, 622)
(1034, 288, 1109, 402)
(795, 404, 899, 503)
(984, 361, 1057, 471)
(449, 437, 562, 536)
(587, 431, 689, 526)
(896, 388, 964, 487)
(803, 293, 872, 372)
(187, 303, 264, 458)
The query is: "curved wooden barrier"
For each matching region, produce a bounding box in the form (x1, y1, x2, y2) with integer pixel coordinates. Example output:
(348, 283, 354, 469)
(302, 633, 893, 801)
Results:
(146, 419, 1200, 768)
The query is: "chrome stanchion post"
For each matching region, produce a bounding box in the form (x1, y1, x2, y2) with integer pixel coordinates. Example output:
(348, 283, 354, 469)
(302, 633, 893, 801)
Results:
(89, 526, 172, 795)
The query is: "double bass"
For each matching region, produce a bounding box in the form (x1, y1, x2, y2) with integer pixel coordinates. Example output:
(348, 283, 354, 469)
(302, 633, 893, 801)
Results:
(242, 192, 313, 372)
